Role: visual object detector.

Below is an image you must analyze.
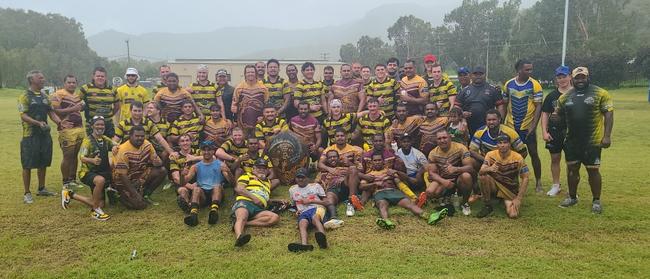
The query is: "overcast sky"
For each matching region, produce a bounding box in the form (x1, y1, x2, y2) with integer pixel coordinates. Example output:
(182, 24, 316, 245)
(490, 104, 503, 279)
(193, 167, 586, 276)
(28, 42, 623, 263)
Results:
(0, 0, 536, 36)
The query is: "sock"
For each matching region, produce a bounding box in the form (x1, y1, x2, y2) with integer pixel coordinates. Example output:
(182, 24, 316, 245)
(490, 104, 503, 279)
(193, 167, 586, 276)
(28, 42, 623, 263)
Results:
(327, 204, 337, 219)
(211, 201, 219, 210)
(69, 191, 75, 198)
(593, 197, 600, 202)
(397, 182, 416, 200)
(570, 194, 577, 199)
(38, 185, 45, 191)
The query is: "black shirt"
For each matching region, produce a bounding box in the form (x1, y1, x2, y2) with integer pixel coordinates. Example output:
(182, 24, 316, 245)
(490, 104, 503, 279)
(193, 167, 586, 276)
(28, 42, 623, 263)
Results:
(219, 84, 235, 121)
(541, 88, 566, 131)
(456, 82, 504, 135)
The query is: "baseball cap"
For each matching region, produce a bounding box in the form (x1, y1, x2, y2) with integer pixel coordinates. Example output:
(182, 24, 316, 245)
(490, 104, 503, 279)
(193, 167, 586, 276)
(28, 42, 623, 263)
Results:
(216, 69, 228, 76)
(495, 133, 511, 143)
(423, 54, 437, 63)
(200, 140, 216, 150)
(555, 66, 571, 76)
(472, 66, 486, 74)
(254, 158, 268, 167)
(400, 132, 412, 139)
(572, 67, 589, 78)
(457, 67, 470, 75)
(295, 168, 308, 178)
(124, 68, 139, 79)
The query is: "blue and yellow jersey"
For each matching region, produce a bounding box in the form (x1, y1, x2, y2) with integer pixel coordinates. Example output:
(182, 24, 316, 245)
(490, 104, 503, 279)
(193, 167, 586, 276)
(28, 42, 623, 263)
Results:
(503, 77, 543, 131)
(557, 85, 613, 146)
(470, 124, 526, 156)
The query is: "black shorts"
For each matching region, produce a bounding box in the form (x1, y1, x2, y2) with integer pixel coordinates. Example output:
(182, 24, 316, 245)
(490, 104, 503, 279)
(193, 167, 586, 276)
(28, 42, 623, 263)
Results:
(81, 172, 111, 192)
(545, 127, 566, 154)
(564, 141, 601, 167)
(327, 184, 350, 202)
(20, 135, 53, 169)
(86, 120, 115, 138)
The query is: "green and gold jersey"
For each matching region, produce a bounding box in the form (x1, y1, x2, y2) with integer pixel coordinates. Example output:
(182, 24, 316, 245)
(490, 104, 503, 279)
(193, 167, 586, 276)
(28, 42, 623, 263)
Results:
(189, 81, 219, 115)
(18, 90, 52, 138)
(79, 82, 116, 119)
(557, 85, 613, 146)
(78, 135, 114, 179)
(294, 79, 325, 118)
(262, 77, 291, 113)
(366, 77, 399, 119)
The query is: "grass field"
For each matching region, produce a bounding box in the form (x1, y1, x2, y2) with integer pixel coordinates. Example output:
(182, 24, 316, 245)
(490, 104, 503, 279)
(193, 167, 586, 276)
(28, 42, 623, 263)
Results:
(1, 87, 649, 278)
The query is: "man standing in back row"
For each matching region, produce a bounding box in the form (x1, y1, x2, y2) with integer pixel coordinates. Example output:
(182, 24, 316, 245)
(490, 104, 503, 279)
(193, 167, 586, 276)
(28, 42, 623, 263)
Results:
(556, 67, 613, 214)
(454, 66, 505, 136)
(503, 59, 544, 193)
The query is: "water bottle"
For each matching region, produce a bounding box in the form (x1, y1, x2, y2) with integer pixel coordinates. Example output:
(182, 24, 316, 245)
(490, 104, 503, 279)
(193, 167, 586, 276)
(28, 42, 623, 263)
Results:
(451, 192, 461, 210)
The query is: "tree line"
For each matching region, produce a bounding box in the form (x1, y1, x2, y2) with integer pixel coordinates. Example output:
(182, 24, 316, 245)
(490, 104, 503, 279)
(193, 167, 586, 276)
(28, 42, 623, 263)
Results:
(340, 0, 650, 87)
(0, 8, 162, 89)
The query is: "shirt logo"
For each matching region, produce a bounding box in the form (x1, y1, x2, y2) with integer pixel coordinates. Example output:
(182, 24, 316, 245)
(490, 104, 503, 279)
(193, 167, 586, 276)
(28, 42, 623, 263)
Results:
(584, 97, 595, 105)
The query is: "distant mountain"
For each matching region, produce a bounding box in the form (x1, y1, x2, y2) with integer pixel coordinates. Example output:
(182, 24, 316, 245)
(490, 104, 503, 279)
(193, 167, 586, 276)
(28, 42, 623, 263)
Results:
(87, 3, 457, 61)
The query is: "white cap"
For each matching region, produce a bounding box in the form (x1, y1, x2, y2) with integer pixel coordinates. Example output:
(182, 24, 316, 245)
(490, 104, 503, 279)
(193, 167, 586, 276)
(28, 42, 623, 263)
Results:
(124, 68, 139, 79)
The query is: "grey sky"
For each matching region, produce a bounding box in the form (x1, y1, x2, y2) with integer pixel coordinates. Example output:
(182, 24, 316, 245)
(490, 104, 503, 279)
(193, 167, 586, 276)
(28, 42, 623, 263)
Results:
(0, 0, 536, 36)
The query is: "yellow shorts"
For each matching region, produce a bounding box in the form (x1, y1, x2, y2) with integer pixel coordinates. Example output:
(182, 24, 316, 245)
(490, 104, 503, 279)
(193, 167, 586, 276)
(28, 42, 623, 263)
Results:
(58, 127, 85, 149)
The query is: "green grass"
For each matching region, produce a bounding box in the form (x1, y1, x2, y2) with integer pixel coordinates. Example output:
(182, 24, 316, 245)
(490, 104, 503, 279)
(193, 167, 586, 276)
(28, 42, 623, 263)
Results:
(1, 87, 649, 278)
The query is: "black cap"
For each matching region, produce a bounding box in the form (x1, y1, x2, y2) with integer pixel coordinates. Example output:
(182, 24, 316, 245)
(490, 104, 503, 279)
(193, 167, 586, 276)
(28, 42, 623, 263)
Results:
(472, 66, 486, 74)
(495, 133, 511, 143)
(254, 158, 268, 167)
(295, 168, 308, 178)
(400, 132, 412, 139)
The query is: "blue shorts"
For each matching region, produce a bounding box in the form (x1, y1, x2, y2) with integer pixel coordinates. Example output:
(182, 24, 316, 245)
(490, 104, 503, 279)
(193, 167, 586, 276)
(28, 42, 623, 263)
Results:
(297, 207, 325, 224)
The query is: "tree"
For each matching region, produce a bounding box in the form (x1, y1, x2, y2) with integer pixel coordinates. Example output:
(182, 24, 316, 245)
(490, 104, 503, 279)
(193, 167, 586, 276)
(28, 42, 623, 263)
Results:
(443, 0, 521, 82)
(387, 15, 435, 63)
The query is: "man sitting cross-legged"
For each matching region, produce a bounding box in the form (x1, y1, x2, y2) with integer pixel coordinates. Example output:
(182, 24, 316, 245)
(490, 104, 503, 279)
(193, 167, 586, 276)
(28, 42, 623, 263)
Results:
(477, 134, 530, 219)
(180, 140, 231, 226)
(420, 130, 475, 216)
(287, 168, 329, 252)
(362, 152, 448, 230)
(231, 158, 281, 247)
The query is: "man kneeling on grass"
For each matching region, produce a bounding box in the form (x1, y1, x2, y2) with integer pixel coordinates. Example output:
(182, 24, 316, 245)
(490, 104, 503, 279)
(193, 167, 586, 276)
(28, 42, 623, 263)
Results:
(232, 158, 280, 247)
(362, 152, 448, 229)
(180, 140, 231, 226)
(477, 134, 529, 218)
(287, 168, 329, 252)
(112, 125, 166, 210)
